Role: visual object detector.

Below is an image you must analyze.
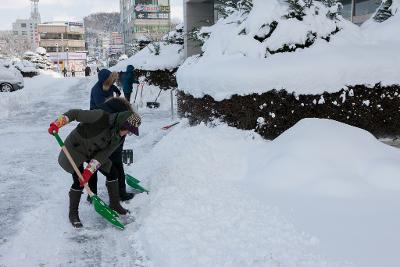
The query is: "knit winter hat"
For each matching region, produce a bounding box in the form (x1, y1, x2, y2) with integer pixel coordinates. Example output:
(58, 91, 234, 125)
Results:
(121, 112, 141, 136)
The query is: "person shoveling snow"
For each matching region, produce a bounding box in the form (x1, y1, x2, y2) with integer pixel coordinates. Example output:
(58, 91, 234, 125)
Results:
(48, 109, 141, 228)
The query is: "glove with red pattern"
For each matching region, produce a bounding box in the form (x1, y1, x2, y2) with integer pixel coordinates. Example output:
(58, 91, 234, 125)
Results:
(80, 159, 101, 187)
(48, 115, 69, 135)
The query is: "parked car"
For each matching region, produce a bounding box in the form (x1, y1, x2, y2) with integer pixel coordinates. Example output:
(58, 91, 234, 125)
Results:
(13, 59, 39, 78)
(0, 65, 24, 92)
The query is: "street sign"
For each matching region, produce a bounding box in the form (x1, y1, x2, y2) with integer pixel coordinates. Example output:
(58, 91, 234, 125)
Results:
(136, 12, 169, 19)
(134, 4, 170, 13)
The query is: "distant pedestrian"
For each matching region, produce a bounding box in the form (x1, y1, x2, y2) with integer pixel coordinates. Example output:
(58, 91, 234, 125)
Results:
(85, 66, 91, 77)
(63, 67, 67, 77)
(71, 68, 75, 77)
(120, 65, 136, 102)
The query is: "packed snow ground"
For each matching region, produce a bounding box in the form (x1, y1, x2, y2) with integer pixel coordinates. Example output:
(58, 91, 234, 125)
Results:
(0, 72, 399, 266)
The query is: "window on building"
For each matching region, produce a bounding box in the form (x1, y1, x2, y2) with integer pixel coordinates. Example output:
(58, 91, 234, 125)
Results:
(21, 23, 27, 28)
(158, 0, 169, 6)
(40, 33, 63, 39)
(355, 0, 381, 16)
(66, 34, 83, 40)
(22, 31, 27, 35)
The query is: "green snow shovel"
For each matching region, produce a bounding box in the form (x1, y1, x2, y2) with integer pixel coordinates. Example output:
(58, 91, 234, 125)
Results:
(52, 132, 125, 230)
(125, 174, 149, 194)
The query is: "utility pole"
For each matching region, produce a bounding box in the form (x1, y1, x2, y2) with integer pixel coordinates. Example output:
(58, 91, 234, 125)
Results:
(56, 43, 60, 72)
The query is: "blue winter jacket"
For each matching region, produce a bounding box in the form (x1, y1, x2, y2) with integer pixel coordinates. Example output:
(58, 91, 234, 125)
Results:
(90, 69, 121, 110)
(121, 65, 135, 95)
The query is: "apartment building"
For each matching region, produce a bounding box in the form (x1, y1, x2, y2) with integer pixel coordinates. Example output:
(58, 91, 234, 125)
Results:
(38, 22, 86, 72)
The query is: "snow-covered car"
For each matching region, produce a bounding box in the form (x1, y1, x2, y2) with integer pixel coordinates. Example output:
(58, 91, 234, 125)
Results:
(0, 65, 24, 92)
(13, 60, 39, 77)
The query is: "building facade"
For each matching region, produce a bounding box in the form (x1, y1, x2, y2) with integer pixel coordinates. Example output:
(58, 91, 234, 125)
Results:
(340, 0, 381, 24)
(38, 22, 86, 72)
(120, 0, 171, 53)
(12, 0, 41, 50)
(12, 19, 40, 50)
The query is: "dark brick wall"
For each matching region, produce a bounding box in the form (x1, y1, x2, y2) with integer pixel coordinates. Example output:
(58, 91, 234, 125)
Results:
(178, 84, 400, 139)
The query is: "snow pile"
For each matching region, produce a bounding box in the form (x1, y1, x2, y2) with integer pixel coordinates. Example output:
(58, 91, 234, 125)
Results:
(177, 0, 400, 100)
(0, 71, 66, 120)
(362, 0, 400, 42)
(131, 118, 400, 266)
(131, 120, 344, 267)
(249, 118, 400, 197)
(112, 25, 185, 71)
(112, 42, 184, 71)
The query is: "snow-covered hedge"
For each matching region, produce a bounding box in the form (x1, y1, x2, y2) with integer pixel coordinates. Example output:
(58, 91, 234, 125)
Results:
(177, 0, 400, 98)
(177, 0, 400, 138)
(111, 25, 183, 89)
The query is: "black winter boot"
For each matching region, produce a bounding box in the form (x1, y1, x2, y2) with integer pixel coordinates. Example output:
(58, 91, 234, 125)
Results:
(118, 175, 134, 201)
(106, 180, 129, 215)
(69, 189, 83, 228)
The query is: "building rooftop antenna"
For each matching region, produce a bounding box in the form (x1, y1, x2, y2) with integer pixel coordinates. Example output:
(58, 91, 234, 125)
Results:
(30, 0, 41, 22)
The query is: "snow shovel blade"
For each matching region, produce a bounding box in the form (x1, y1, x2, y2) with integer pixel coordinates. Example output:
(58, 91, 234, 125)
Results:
(125, 174, 149, 194)
(125, 174, 140, 184)
(91, 195, 125, 230)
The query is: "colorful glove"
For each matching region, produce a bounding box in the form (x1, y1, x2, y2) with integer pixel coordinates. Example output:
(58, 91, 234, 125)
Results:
(48, 115, 69, 135)
(80, 159, 101, 187)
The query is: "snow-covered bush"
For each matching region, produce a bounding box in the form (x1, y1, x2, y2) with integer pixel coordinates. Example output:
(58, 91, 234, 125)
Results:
(162, 24, 184, 45)
(373, 0, 400, 22)
(199, 0, 349, 58)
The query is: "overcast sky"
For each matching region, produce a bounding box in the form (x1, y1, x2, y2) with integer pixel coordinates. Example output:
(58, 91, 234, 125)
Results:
(0, 0, 183, 31)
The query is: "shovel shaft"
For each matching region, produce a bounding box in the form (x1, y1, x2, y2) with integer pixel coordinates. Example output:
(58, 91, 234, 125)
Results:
(53, 133, 94, 197)
(61, 146, 94, 197)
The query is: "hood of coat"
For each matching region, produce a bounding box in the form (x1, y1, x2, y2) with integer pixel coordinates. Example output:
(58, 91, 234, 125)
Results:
(126, 65, 134, 72)
(97, 69, 111, 84)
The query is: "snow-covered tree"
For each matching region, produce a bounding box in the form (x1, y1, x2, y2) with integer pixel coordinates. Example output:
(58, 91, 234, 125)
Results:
(162, 24, 184, 45)
(373, 0, 400, 22)
(215, 0, 253, 18)
(0, 31, 31, 57)
(195, 0, 348, 59)
(285, 0, 312, 20)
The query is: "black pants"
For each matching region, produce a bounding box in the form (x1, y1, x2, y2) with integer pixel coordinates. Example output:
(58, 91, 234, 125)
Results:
(71, 163, 119, 190)
(86, 161, 127, 195)
(124, 92, 131, 102)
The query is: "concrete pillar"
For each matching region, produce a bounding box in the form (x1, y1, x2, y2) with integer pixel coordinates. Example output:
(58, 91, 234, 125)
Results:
(184, 0, 214, 58)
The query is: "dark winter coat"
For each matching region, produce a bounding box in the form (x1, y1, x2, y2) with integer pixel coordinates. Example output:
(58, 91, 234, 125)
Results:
(121, 65, 135, 95)
(97, 97, 133, 163)
(90, 69, 121, 110)
(85, 66, 91, 76)
(58, 109, 133, 174)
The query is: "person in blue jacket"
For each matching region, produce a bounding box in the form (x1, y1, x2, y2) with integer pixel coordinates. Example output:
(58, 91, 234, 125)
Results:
(90, 69, 121, 110)
(121, 65, 136, 102)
